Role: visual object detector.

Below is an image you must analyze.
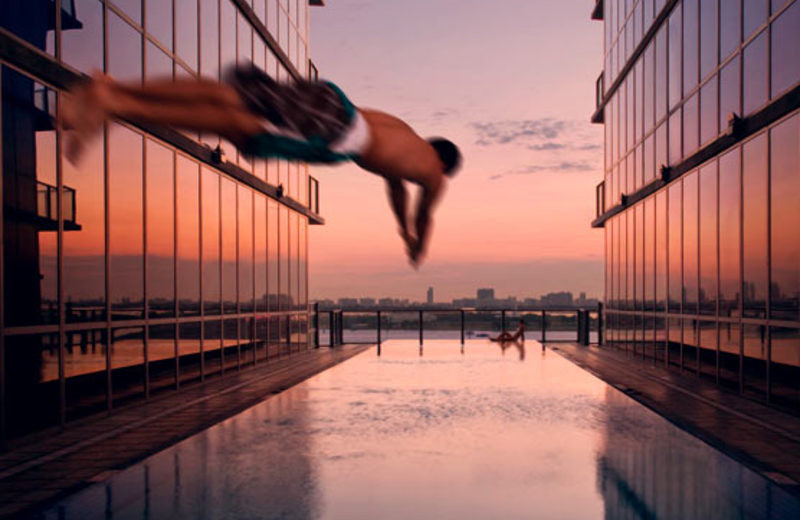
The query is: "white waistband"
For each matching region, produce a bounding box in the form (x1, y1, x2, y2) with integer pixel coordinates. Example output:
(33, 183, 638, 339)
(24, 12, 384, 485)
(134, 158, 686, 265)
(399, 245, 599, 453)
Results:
(330, 110, 371, 157)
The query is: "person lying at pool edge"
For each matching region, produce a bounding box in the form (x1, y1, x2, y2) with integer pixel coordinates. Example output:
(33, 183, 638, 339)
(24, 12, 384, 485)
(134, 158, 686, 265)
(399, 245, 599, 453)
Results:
(61, 65, 462, 268)
(490, 320, 525, 343)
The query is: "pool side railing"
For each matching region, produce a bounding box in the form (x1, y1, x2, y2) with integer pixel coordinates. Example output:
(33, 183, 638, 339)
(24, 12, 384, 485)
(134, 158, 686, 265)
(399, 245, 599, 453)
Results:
(311, 304, 603, 349)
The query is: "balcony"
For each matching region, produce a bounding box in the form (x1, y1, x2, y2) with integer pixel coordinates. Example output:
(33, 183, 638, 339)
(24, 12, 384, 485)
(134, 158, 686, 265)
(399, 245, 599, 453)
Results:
(591, 0, 604, 20)
(591, 72, 605, 124)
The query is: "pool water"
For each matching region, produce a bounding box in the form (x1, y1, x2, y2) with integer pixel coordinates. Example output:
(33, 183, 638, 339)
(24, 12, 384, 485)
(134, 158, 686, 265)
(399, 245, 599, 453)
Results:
(36, 340, 800, 519)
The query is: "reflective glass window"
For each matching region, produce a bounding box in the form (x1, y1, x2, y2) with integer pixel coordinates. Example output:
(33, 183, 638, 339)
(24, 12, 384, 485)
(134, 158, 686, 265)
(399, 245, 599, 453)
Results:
(771, 0, 800, 98)
(668, 8, 682, 110)
(178, 321, 201, 383)
(683, 171, 699, 315)
(300, 217, 307, 307)
(0, 1, 55, 53)
(113, 0, 142, 25)
(627, 210, 635, 310)
(743, 323, 767, 397)
(719, 148, 741, 318)
(700, 0, 719, 80)
(700, 77, 719, 144)
(267, 0, 279, 42)
(699, 162, 717, 316)
(148, 324, 176, 394)
(644, 198, 655, 311)
(146, 41, 173, 82)
(655, 123, 667, 174)
(221, 178, 238, 313)
(255, 195, 268, 312)
(203, 319, 222, 376)
(656, 190, 668, 310)
(742, 134, 768, 318)
(644, 43, 655, 131)
(743, 30, 768, 115)
(720, 0, 742, 59)
(656, 25, 668, 121)
(109, 124, 144, 321)
(109, 12, 142, 83)
(220, 0, 237, 70)
(268, 199, 279, 311)
(683, 93, 699, 157)
(743, 0, 768, 38)
(770, 327, 800, 408)
(200, 0, 220, 80)
(770, 115, 800, 321)
(719, 55, 741, 129)
(635, 59, 644, 142)
(62, 0, 104, 74)
(238, 12, 253, 65)
(176, 0, 199, 71)
(669, 109, 682, 165)
(239, 187, 254, 312)
(2, 73, 58, 326)
(668, 182, 682, 313)
(176, 156, 200, 317)
(145, 0, 172, 49)
(146, 140, 175, 319)
(111, 327, 145, 406)
(683, 0, 699, 94)
(202, 168, 221, 315)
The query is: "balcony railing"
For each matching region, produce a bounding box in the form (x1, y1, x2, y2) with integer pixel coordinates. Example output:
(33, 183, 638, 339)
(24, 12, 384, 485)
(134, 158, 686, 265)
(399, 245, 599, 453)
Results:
(596, 180, 606, 219)
(310, 305, 603, 352)
(308, 175, 320, 215)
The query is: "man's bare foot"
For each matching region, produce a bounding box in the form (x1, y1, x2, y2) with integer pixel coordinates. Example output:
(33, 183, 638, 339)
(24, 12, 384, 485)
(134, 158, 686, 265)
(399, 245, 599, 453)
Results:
(62, 73, 109, 164)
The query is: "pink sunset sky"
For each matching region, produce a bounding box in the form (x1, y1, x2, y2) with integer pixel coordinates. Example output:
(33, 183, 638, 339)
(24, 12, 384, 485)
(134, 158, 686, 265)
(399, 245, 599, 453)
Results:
(308, 0, 604, 302)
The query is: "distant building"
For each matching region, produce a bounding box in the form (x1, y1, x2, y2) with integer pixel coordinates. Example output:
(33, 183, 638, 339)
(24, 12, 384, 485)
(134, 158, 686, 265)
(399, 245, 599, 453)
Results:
(540, 292, 573, 308)
(359, 298, 376, 307)
(427, 287, 434, 304)
(338, 298, 359, 307)
(477, 288, 495, 302)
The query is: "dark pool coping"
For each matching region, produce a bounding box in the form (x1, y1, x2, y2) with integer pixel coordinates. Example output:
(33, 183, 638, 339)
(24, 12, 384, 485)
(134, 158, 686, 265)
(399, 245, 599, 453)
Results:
(0, 345, 371, 519)
(549, 343, 800, 499)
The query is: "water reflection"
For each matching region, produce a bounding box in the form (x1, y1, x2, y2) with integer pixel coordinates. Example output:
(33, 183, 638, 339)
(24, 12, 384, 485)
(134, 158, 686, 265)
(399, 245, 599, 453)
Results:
(36, 340, 800, 519)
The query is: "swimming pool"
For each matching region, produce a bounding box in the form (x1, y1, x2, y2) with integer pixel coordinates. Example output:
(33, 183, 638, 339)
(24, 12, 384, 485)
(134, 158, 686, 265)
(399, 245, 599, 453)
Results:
(35, 340, 800, 519)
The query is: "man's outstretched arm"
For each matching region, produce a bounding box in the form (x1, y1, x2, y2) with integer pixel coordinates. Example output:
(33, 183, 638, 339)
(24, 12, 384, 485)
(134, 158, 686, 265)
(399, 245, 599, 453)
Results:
(410, 181, 444, 265)
(385, 179, 413, 249)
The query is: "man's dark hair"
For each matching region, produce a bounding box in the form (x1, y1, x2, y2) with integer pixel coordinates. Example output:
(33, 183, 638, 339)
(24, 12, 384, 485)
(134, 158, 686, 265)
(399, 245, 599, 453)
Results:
(428, 138, 462, 177)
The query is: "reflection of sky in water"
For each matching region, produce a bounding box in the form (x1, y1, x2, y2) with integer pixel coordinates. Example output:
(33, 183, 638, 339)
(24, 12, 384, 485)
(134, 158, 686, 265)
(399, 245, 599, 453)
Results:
(36, 340, 800, 520)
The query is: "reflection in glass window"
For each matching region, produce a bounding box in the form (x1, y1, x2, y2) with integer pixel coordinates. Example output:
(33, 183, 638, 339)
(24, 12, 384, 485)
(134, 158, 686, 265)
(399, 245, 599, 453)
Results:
(719, 148, 741, 319)
(202, 168, 221, 315)
(699, 162, 717, 316)
(719, 56, 741, 130)
(644, 199, 655, 311)
(109, 124, 144, 321)
(221, 178, 238, 313)
(655, 25, 668, 121)
(268, 200, 279, 311)
(145, 0, 172, 50)
(700, 0, 718, 80)
(743, 0, 768, 38)
(627, 210, 634, 311)
(742, 324, 767, 397)
(743, 31, 768, 115)
(742, 134, 768, 318)
(770, 327, 800, 408)
(109, 12, 142, 83)
(239, 187, 254, 313)
(668, 109, 682, 165)
(683, 0, 699, 94)
(148, 324, 176, 394)
(655, 123, 667, 174)
(111, 327, 145, 406)
(113, 0, 141, 25)
(683, 93, 699, 157)
(2, 72, 59, 326)
(62, 0, 104, 74)
(255, 195, 268, 313)
(770, 115, 800, 321)
(656, 191, 668, 311)
(700, 77, 719, 144)
(668, 8, 682, 110)
(771, 0, 800, 98)
(177, 156, 200, 317)
(146, 41, 173, 83)
(720, 0, 742, 59)
(238, 12, 253, 65)
(146, 140, 175, 319)
(644, 43, 655, 131)
(176, 0, 198, 71)
(683, 172, 699, 315)
(220, 0, 237, 71)
(200, 0, 220, 80)
(300, 217, 308, 308)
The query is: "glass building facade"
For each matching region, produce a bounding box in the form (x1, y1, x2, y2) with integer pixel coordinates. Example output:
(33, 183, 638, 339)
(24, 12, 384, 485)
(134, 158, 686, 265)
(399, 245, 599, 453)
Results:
(0, 0, 322, 441)
(593, 0, 800, 411)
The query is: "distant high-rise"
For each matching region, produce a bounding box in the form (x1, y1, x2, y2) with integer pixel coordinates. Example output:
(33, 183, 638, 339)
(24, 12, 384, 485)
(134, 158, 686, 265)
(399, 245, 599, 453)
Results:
(591, 0, 800, 409)
(477, 288, 495, 302)
(427, 287, 434, 304)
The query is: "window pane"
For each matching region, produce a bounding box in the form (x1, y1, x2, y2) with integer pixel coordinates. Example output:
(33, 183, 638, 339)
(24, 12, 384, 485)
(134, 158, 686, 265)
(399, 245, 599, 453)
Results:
(656, 25, 668, 121)
(268, 199, 279, 311)
(6, 334, 60, 436)
(281, 207, 290, 311)
(683, 0, 699, 94)
(644, 43, 655, 131)
(146, 41, 173, 82)
(700, 76, 719, 144)
(202, 168, 221, 315)
(742, 134, 768, 318)
(770, 115, 800, 321)
(146, 140, 175, 319)
(719, 56, 741, 129)
(62, 0, 104, 74)
(700, 0, 718, 80)
(109, 12, 142, 83)
(683, 93, 699, 156)
(108, 124, 144, 321)
(743, 0, 768, 38)
(255, 195, 268, 312)
(627, 209, 634, 310)
(221, 178, 238, 313)
(220, 0, 237, 70)
(669, 109, 682, 165)
(148, 324, 176, 394)
(112, 0, 141, 25)
(239, 186, 254, 312)
(699, 162, 717, 316)
(176, 0, 198, 70)
(719, 148, 741, 318)
(200, 0, 220, 79)
(145, 0, 172, 49)
(656, 190, 668, 311)
(668, 182, 682, 312)
(720, 0, 742, 59)
(743, 30, 768, 115)
(770, 327, 800, 408)
(655, 123, 667, 174)
(177, 156, 200, 316)
(668, 8, 682, 109)
(2, 73, 59, 326)
(111, 327, 145, 406)
(771, 1, 800, 98)
(644, 198, 655, 311)
(683, 171, 699, 314)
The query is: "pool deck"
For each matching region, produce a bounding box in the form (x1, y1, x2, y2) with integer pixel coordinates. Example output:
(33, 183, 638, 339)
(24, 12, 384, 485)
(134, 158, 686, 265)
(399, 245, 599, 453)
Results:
(0, 345, 370, 518)
(550, 342, 800, 498)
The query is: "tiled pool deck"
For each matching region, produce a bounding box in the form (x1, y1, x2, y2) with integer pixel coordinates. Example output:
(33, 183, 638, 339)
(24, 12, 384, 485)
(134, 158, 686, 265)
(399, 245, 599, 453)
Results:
(1, 340, 799, 518)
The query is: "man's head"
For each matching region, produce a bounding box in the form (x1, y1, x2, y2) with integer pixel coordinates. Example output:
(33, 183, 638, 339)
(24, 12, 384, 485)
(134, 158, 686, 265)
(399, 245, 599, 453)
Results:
(427, 138, 462, 177)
